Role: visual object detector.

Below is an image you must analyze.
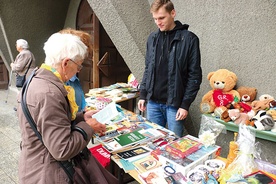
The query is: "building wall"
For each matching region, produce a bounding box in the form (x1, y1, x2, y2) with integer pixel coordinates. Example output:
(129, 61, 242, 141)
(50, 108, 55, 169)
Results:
(0, 0, 70, 70)
(0, 0, 275, 163)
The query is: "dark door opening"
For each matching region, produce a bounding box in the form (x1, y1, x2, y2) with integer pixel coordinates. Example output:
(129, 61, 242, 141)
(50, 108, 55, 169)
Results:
(76, 0, 131, 93)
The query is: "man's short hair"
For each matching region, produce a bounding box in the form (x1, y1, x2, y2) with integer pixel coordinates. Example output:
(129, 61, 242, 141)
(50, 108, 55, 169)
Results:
(150, 0, 174, 13)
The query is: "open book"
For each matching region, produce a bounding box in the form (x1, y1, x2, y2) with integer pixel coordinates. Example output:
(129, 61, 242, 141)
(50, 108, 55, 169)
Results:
(92, 102, 119, 124)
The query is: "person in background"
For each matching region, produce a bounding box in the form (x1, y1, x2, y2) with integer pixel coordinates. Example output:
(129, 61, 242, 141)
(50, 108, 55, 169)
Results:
(66, 74, 87, 112)
(59, 28, 92, 112)
(138, 0, 202, 137)
(11, 39, 36, 80)
(17, 32, 106, 183)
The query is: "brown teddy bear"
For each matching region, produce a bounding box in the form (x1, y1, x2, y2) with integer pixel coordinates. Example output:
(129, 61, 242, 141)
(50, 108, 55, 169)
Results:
(236, 86, 257, 105)
(200, 69, 240, 114)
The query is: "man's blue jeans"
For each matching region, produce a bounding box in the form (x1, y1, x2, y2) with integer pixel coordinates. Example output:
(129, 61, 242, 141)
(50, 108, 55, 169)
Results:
(146, 100, 185, 137)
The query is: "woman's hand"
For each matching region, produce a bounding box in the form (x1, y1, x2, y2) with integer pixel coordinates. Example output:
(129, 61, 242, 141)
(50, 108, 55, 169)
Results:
(83, 110, 99, 121)
(85, 118, 106, 134)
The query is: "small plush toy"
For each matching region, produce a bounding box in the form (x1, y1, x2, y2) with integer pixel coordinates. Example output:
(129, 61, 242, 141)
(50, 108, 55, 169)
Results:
(259, 94, 274, 102)
(236, 86, 257, 105)
(266, 109, 276, 120)
(252, 110, 276, 131)
(269, 100, 276, 109)
(200, 69, 240, 114)
(220, 110, 231, 122)
(251, 99, 270, 112)
(228, 109, 250, 125)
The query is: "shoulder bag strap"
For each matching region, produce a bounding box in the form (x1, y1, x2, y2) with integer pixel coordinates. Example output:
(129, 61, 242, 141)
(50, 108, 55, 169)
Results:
(24, 59, 33, 75)
(20, 69, 74, 182)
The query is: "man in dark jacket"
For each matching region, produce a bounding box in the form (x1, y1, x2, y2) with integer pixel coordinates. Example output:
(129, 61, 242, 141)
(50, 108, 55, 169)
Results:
(138, 0, 202, 137)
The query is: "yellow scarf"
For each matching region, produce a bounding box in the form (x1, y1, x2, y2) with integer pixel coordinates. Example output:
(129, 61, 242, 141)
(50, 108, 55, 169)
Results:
(40, 63, 78, 120)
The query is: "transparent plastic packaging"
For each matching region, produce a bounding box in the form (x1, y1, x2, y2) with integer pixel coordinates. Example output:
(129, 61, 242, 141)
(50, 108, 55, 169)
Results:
(198, 115, 226, 148)
(218, 124, 259, 184)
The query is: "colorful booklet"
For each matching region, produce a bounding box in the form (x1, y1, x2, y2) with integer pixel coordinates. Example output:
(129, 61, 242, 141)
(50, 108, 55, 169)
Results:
(133, 155, 163, 173)
(165, 135, 202, 158)
(114, 129, 146, 146)
(116, 146, 151, 162)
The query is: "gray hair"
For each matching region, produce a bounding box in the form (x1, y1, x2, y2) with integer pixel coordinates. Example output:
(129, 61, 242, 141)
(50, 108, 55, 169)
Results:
(16, 39, 29, 49)
(43, 33, 87, 68)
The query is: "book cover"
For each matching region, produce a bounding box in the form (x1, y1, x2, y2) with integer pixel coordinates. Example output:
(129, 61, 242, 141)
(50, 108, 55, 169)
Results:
(114, 129, 146, 146)
(104, 139, 123, 151)
(116, 146, 151, 162)
(139, 128, 165, 141)
(133, 155, 163, 173)
(165, 135, 202, 158)
(137, 121, 154, 130)
(95, 124, 120, 142)
(127, 114, 145, 123)
(138, 167, 167, 184)
(98, 130, 120, 141)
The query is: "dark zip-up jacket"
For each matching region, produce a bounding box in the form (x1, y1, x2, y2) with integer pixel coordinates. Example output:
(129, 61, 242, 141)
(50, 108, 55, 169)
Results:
(139, 21, 202, 110)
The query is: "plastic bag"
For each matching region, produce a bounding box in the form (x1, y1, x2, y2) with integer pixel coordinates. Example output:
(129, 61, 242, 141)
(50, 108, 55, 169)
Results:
(218, 124, 258, 184)
(198, 115, 226, 148)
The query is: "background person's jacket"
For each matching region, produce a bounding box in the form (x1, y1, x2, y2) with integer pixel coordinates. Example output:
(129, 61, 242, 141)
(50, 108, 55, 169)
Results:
(139, 21, 202, 110)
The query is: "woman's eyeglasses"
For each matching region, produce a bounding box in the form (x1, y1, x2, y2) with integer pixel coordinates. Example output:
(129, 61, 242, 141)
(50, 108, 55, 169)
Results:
(70, 59, 83, 72)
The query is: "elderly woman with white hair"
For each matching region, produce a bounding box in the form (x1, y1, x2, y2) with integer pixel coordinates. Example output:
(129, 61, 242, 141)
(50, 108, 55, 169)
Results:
(16, 32, 117, 184)
(11, 39, 36, 84)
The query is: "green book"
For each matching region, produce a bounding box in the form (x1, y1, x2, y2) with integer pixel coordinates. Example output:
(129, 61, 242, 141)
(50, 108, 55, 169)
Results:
(114, 130, 146, 146)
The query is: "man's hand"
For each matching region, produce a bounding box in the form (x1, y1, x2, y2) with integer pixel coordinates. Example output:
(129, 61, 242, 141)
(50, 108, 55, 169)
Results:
(138, 99, 146, 112)
(86, 118, 106, 134)
(175, 108, 188, 121)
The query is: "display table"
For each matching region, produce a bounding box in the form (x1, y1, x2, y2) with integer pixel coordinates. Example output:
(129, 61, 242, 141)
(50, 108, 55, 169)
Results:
(85, 83, 139, 112)
(89, 108, 276, 183)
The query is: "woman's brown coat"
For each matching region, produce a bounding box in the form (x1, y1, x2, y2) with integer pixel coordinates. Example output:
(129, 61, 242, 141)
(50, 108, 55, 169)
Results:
(17, 68, 94, 183)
